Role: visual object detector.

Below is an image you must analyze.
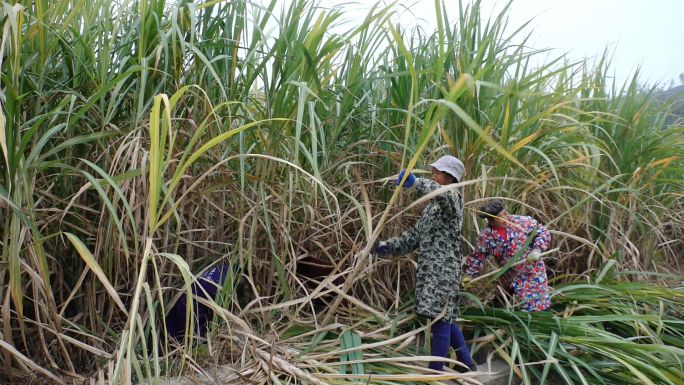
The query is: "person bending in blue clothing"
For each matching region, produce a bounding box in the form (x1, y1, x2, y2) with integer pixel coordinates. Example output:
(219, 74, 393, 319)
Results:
(165, 264, 252, 340)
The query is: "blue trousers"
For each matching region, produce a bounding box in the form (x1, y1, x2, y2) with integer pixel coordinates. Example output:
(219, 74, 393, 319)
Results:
(428, 319, 475, 371)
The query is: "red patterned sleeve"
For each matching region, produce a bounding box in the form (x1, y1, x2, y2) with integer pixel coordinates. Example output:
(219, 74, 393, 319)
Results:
(532, 220, 551, 251)
(465, 232, 489, 277)
(520, 216, 551, 251)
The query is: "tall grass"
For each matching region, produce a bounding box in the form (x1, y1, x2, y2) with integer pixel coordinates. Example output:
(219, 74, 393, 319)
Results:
(0, 0, 682, 383)
(275, 264, 684, 385)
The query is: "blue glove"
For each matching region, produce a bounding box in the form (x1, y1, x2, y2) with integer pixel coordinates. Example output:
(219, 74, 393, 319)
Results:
(396, 169, 415, 187)
(375, 240, 388, 254)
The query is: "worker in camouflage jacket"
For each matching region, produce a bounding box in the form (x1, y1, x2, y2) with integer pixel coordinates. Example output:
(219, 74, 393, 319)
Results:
(375, 155, 476, 372)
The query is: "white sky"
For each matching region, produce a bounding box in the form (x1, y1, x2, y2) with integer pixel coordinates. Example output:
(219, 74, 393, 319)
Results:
(317, 0, 684, 89)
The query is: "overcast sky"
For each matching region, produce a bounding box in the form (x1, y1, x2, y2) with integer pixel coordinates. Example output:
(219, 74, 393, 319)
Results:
(319, 0, 684, 88)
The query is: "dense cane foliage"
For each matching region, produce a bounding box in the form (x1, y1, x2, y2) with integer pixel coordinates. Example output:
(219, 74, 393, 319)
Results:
(0, 0, 682, 383)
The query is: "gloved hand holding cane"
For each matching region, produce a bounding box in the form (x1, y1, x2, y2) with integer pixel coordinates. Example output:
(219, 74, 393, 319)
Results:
(396, 169, 415, 187)
(527, 249, 541, 263)
(374, 240, 388, 255)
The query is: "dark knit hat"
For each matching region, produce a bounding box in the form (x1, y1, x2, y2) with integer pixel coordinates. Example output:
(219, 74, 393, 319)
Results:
(478, 199, 505, 219)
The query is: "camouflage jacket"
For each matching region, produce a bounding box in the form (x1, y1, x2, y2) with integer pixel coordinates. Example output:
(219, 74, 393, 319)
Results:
(385, 178, 463, 323)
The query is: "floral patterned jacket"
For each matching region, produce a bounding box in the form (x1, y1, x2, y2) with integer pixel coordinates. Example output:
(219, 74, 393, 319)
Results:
(464, 215, 551, 312)
(384, 178, 463, 323)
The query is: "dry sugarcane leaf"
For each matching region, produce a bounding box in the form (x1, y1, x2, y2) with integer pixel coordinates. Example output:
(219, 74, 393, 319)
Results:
(0, 336, 66, 384)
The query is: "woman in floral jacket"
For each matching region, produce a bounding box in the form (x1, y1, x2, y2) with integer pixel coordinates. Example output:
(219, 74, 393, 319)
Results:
(463, 199, 551, 312)
(375, 155, 475, 372)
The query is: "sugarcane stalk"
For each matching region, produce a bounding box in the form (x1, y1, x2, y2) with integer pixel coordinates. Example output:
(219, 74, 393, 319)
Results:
(464, 247, 560, 287)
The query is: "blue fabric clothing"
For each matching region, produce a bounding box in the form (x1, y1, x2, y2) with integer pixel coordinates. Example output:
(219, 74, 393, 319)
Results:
(165, 264, 232, 339)
(428, 319, 474, 371)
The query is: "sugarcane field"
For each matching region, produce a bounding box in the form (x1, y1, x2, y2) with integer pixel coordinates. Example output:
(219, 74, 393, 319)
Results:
(0, 0, 683, 384)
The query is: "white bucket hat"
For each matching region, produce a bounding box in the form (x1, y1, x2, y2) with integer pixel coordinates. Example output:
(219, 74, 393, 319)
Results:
(429, 155, 465, 182)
